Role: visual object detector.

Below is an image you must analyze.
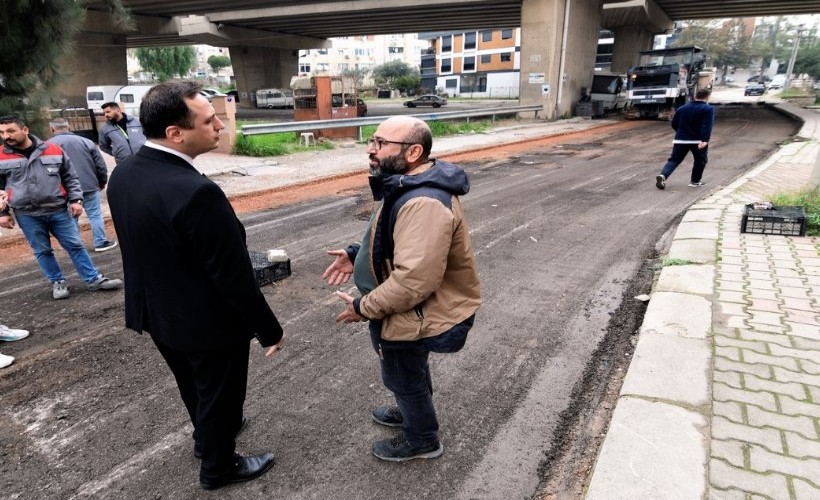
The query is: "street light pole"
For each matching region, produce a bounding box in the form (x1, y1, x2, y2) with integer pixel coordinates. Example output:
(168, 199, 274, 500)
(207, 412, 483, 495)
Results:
(784, 25, 805, 92)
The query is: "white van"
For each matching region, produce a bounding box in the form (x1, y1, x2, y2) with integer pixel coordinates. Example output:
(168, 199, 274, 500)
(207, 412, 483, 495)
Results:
(256, 88, 294, 109)
(86, 85, 124, 114)
(113, 85, 154, 116)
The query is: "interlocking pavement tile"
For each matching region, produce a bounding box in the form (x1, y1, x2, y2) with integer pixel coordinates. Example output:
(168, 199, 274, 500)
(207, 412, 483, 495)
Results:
(746, 322, 786, 334)
(785, 310, 820, 326)
(717, 291, 748, 305)
(786, 322, 820, 340)
(747, 310, 784, 327)
(715, 336, 768, 354)
(747, 288, 779, 301)
(746, 253, 772, 264)
(715, 356, 772, 379)
(779, 286, 811, 299)
(793, 478, 820, 500)
(743, 350, 799, 371)
(716, 346, 742, 362)
(748, 279, 778, 291)
(780, 395, 820, 419)
(749, 444, 820, 485)
(706, 487, 748, 500)
(772, 365, 820, 388)
(799, 358, 820, 375)
(747, 405, 817, 439)
(710, 458, 789, 499)
(710, 439, 745, 468)
(748, 298, 782, 313)
(714, 369, 742, 389)
(717, 302, 748, 317)
(713, 384, 777, 412)
(738, 329, 794, 348)
(744, 374, 807, 401)
(782, 297, 818, 312)
(719, 264, 744, 276)
(770, 343, 820, 364)
(775, 272, 804, 283)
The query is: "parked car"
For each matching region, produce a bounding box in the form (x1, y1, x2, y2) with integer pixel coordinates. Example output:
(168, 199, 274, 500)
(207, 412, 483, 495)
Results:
(403, 94, 448, 108)
(768, 74, 787, 90)
(744, 83, 766, 96)
(199, 88, 227, 102)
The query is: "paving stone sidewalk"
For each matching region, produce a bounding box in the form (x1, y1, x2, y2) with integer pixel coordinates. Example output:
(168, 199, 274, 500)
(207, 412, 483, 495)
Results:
(586, 105, 820, 499)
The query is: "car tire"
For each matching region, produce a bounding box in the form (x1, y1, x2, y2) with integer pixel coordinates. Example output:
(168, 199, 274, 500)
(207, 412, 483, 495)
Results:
(433, 103, 440, 108)
(407, 103, 415, 108)
(267, 104, 274, 109)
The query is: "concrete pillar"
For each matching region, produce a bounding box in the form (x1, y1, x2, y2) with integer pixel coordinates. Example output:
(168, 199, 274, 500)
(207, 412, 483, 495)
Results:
(229, 45, 299, 108)
(56, 32, 128, 107)
(611, 26, 653, 73)
(520, 0, 603, 119)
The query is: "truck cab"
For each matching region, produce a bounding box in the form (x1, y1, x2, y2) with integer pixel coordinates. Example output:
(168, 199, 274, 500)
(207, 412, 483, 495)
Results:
(627, 46, 706, 120)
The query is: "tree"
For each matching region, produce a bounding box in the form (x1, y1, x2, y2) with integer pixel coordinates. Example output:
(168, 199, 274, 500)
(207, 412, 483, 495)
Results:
(135, 46, 197, 82)
(207, 55, 231, 76)
(372, 60, 418, 89)
(341, 67, 370, 89)
(672, 19, 752, 79)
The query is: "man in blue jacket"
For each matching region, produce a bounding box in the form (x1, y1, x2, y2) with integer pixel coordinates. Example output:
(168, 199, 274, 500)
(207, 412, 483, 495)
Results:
(655, 88, 715, 189)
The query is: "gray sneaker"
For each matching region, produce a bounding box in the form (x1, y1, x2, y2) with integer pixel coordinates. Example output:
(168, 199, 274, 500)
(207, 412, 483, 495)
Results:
(371, 406, 403, 428)
(52, 280, 70, 300)
(87, 276, 123, 291)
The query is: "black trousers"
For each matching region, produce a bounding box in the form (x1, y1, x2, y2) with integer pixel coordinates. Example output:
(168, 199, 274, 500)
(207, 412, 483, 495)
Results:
(151, 336, 250, 480)
(660, 143, 709, 183)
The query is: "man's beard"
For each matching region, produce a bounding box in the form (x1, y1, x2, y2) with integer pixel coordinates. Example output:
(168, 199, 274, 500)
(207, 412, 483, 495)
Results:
(370, 153, 410, 176)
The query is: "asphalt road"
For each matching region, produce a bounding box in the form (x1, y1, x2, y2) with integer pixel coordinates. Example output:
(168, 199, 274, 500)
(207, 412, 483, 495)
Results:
(0, 106, 798, 499)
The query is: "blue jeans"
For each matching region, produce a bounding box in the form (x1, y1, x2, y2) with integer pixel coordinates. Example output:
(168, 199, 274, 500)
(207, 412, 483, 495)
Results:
(370, 322, 439, 448)
(76, 190, 108, 248)
(15, 209, 101, 284)
(660, 143, 709, 183)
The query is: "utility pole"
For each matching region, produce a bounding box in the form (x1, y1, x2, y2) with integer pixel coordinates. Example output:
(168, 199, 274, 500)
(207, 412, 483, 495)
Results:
(784, 24, 805, 92)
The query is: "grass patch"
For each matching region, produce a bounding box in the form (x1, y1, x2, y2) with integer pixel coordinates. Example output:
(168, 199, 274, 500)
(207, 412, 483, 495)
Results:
(769, 189, 820, 236)
(358, 120, 492, 144)
(656, 258, 695, 269)
(233, 132, 334, 157)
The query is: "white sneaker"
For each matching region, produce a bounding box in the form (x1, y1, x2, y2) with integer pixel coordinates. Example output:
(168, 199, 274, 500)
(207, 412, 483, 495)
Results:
(0, 325, 29, 342)
(0, 352, 14, 369)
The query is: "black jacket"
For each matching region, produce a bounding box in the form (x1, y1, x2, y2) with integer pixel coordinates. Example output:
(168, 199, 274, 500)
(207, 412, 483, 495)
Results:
(107, 146, 282, 351)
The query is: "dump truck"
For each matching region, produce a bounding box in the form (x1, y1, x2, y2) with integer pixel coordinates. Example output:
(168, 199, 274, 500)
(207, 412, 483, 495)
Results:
(626, 46, 712, 120)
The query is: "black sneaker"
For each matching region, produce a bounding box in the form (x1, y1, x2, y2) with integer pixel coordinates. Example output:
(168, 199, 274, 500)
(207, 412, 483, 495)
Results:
(94, 240, 118, 252)
(688, 181, 706, 187)
(372, 434, 443, 462)
(655, 174, 666, 190)
(371, 406, 403, 428)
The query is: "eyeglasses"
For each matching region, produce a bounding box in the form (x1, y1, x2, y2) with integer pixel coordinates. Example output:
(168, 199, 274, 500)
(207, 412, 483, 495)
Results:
(367, 137, 415, 151)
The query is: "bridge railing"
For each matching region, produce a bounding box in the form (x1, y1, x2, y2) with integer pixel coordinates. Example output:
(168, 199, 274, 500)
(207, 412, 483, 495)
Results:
(240, 105, 544, 140)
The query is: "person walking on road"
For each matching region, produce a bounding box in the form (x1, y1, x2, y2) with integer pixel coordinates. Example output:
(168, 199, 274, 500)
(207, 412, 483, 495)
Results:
(107, 81, 285, 491)
(98, 102, 146, 164)
(322, 116, 481, 462)
(0, 115, 122, 300)
(655, 88, 715, 190)
(48, 118, 117, 252)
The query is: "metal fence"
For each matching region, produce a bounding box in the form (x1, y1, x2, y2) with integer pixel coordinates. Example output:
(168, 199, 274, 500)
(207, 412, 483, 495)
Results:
(241, 104, 543, 139)
(47, 108, 99, 143)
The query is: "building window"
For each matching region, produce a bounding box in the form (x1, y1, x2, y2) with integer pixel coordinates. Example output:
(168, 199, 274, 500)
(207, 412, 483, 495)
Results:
(464, 56, 475, 71)
(317, 48, 328, 55)
(441, 35, 452, 52)
(388, 47, 404, 54)
(501, 52, 512, 62)
(501, 29, 513, 40)
(440, 58, 452, 73)
(464, 32, 476, 50)
(316, 63, 330, 72)
(480, 54, 492, 64)
(299, 63, 311, 73)
(445, 79, 457, 89)
(481, 30, 493, 42)
(355, 48, 366, 56)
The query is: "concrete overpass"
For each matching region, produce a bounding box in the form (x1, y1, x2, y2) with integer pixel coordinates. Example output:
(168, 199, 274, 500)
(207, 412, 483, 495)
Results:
(68, 0, 820, 118)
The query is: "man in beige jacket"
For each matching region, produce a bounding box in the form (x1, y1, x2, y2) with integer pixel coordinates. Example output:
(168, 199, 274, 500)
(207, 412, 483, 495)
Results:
(323, 116, 481, 462)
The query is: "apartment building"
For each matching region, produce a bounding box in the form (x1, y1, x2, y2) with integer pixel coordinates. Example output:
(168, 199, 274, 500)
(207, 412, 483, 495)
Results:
(298, 34, 428, 87)
(419, 29, 521, 98)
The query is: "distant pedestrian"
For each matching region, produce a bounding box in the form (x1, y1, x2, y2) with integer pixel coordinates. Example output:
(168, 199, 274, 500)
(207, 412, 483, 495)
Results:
(655, 88, 715, 190)
(322, 116, 481, 462)
(48, 118, 117, 252)
(98, 102, 146, 164)
(108, 82, 284, 490)
(0, 115, 122, 300)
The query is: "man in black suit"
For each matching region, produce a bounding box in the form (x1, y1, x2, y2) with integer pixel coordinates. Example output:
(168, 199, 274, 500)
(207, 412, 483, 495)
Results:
(107, 82, 284, 491)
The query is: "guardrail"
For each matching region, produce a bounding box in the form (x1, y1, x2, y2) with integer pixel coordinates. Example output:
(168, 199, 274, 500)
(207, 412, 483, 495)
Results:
(240, 104, 544, 138)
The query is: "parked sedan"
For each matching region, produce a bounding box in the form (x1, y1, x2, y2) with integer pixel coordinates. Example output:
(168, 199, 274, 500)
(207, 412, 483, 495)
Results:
(744, 83, 766, 96)
(403, 95, 448, 108)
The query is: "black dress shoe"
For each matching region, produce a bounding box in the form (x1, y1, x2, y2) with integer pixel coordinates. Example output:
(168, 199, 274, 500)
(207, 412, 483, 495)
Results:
(199, 453, 275, 490)
(194, 416, 249, 459)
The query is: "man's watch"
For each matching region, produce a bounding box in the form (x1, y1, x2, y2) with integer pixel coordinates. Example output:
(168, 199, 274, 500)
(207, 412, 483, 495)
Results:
(70, 199, 83, 205)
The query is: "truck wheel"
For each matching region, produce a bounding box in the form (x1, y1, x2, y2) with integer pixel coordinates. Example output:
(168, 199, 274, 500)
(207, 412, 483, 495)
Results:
(267, 104, 274, 109)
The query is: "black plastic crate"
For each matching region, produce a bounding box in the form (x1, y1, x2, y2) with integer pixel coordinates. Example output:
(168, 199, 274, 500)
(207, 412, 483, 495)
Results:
(249, 251, 291, 286)
(741, 204, 807, 236)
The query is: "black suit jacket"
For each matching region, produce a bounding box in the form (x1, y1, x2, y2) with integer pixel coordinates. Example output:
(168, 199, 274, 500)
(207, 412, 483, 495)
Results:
(108, 146, 282, 351)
